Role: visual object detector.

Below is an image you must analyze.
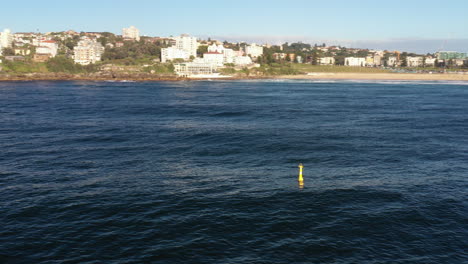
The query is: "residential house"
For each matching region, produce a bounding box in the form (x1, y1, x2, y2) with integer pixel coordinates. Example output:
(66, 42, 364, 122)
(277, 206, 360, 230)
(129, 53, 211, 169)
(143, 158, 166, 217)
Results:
(345, 57, 366, 67)
(317, 57, 335, 65)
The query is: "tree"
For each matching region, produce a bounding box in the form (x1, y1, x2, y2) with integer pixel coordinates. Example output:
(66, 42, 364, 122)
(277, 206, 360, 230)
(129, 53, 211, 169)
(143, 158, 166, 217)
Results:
(197, 45, 208, 57)
(1, 47, 15, 56)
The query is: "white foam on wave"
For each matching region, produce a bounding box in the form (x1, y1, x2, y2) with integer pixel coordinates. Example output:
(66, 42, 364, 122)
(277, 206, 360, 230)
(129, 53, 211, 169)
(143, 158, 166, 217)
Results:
(238, 78, 468, 86)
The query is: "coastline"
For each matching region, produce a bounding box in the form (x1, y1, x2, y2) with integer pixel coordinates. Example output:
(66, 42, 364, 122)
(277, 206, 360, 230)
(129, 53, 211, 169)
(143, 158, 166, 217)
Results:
(277, 72, 468, 81)
(1, 72, 468, 82)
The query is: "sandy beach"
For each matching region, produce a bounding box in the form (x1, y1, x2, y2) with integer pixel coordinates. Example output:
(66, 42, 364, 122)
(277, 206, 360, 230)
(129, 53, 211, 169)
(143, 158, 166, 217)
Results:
(277, 72, 468, 81)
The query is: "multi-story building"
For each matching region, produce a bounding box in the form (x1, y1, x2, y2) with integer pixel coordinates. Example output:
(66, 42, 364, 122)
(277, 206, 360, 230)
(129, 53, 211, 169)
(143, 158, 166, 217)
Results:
(373, 55, 382, 66)
(122, 26, 140, 41)
(317, 57, 335, 65)
(161, 46, 190, 63)
(245, 43, 263, 58)
(174, 62, 217, 77)
(207, 43, 235, 64)
(424, 57, 436, 67)
(406, 57, 424, 67)
(173, 34, 198, 58)
(345, 57, 366, 67)
(73, 38, 104, 65)
(436, 51, 467, 60)
(203, 52, 224, 66)
(0, 29, 13, 49)
(387, 56, 400, 67)
(36, 40, 59, 57)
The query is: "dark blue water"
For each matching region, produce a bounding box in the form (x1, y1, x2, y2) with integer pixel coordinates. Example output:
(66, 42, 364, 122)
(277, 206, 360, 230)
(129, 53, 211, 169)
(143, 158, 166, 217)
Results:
(1, 80, 467, 264)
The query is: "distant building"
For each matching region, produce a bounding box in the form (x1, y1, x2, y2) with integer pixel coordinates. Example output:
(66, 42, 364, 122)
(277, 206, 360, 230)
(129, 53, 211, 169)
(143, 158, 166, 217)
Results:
(161, 46, 190, 63)
(436, 51, 467, 60)
(73, 38, 104, 65)
(203, 52, 224, 66)
(122, 26, 140, 41)
(174, 62, 217, 77)
(36, 40, 59, 57)
(245, 43, 263, 58)
(453, 59, 465, 66)
(387, 56, 400, 67)
(424, 57, 436, 67)
(318, 57, 335, 65)
(345, 57, 366, 67)
(14, 48, 31, 56)
(365, 56, 375, 66)
(173, 34, 198, 58)
(0, 29, 13, 49)
(273, 53, 287, 60)
(296, 56, 303, 63)
(5, 56, 25, 62)
(406, 57, 424, 67)
(207, 43, 235, 64)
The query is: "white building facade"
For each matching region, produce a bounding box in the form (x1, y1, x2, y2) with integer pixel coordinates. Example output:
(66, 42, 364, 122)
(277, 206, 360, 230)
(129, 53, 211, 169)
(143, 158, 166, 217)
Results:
(345, 57, 366, 67)
(122, 26, 140, 41)
(245, 43, 263, 58)
(36, 40, 59, 57)
(203, 52, 224, 66)
(173, 34, 198, 58)
(174, 62, 217, 77)
(73, 38, 104, 65)
(387, 56, 400, 67)
(406, 57, 424, 67)
(318, 57, 335, 65)
(0, 29, 13, 49)
(161, 47, 190, 63)
(424, 58, 436, 67)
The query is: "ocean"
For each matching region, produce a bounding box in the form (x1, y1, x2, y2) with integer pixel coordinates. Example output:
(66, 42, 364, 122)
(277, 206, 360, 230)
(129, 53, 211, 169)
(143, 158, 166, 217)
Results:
(1, 80, 467, 263)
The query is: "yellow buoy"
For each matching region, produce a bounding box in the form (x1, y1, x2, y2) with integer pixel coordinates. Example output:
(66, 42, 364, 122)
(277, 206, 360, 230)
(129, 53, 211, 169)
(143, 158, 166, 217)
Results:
(298, 163, 304, 186)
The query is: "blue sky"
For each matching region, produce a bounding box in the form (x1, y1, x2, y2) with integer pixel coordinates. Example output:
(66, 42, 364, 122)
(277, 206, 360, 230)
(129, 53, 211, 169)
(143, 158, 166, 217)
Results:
(2, 0, 467, 52)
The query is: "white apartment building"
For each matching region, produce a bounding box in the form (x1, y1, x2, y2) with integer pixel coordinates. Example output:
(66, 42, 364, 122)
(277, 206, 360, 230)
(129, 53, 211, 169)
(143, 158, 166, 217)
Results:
(122, 26, 140, 41)
(174, 62, 217, 77)
(203, 52, 224, 66)
(387, 56, 400, 67)
(0, 29, 13, 49)
(73, 38, 104, 65)
(424, 58, 436, 67)
(161, 46, 190, 63)
(345, 57, 366, 67)
(318, 57, 335, 65)
(207, 43, 235, 64)
(36, 40, 59, 57)
(453, 59, 465, 66)
(245, 43, 263, 58)
(173, 34, 198, 58)
(406, 57, 424, 67)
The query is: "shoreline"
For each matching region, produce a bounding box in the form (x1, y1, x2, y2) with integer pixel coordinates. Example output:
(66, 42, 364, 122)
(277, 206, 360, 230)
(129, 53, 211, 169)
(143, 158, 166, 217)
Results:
(1, 72, 468, 82)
